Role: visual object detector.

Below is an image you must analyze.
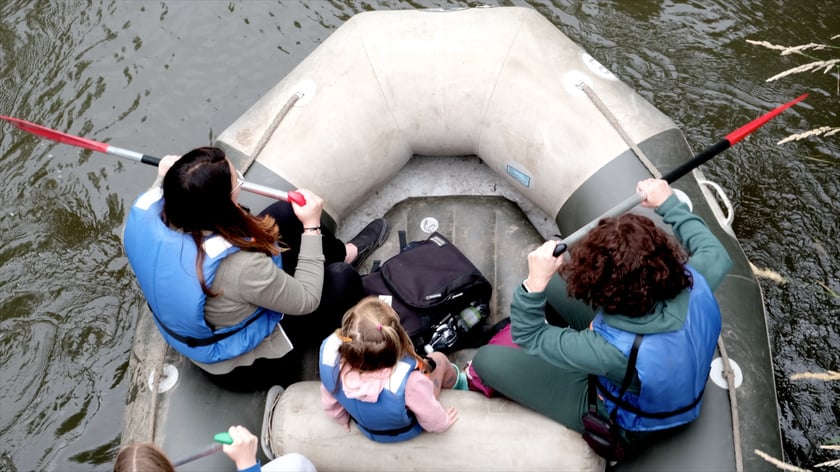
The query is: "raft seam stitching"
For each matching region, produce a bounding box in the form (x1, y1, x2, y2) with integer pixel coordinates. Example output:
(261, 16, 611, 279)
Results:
(476, 8, 529, 157)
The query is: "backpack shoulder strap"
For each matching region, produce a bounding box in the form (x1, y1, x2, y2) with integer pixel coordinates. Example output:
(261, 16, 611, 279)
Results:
(398, 230, 408, 251)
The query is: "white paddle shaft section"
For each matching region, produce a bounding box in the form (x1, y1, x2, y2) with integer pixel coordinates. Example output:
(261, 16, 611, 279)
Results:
(240, 181, 292, 201)
(106, 144, 295, 202)
(105, 144, 146, 162)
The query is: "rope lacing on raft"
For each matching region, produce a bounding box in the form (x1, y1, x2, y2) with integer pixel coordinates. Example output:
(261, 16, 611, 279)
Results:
(717, 335, 744, 471)
(239, 91, 304, 174)
(577, 82, 662, 179)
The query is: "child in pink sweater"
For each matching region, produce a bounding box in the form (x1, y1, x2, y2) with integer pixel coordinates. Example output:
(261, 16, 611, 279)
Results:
(319, 296, 465, 442)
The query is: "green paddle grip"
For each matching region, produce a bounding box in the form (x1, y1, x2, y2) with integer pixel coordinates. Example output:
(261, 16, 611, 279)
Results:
(214, 432, 233, 445)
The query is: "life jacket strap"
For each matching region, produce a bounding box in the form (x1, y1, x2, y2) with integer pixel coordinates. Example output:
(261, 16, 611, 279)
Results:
(596, 333, 703, 420)
(353, 412, 419, 436)
(597, 379, 706, 419)
(149, 303, 266, 347)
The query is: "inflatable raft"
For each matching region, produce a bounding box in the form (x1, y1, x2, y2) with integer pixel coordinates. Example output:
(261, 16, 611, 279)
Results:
(122, 6, 783, 471)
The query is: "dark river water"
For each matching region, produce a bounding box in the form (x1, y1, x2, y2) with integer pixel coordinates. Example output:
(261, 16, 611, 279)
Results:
(1, 1, 837, 470)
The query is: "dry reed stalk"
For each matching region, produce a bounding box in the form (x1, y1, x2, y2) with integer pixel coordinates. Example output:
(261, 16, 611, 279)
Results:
(815, 459, 839, 468)
(746, 39, 832, 56)
(790, 370, 840, 381)
(767, 59, 840, 82)
(748, 36, 839, 144)
(778, 126, 840, 144)
(815, 281, 840, 298)
(749, 261, 788, 284)
(815, 446, 840, 468)
(754, 449, 811, 471)
(746, 39, 789, 51)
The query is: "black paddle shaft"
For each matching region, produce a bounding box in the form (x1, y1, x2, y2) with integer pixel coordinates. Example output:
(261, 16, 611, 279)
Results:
(551, 139, 731, 257)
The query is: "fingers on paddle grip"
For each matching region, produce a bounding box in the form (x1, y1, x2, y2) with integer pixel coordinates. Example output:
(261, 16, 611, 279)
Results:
(552, 242, 568, 258)
(287, 191, 306, 206)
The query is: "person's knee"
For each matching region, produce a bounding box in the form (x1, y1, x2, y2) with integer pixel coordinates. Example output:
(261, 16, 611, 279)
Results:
(325, 261, 358, 277)
(325, 262, 362, 290)
(472, 345, 492, 372)
(472, 345, 509, 383)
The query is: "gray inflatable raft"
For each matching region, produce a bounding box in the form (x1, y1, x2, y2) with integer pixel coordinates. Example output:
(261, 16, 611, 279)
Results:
(122, 6, 782, 471)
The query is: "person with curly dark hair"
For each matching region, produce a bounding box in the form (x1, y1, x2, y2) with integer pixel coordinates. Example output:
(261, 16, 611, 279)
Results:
(471, 178, 732, 454)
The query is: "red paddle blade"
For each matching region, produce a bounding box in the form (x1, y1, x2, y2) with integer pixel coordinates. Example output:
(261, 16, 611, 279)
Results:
(725, 93, 808, 145)
(0, 115, 110, 153)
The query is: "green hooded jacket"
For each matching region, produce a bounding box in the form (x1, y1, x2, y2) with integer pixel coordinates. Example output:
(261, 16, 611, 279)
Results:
(510, 194, 734, 389)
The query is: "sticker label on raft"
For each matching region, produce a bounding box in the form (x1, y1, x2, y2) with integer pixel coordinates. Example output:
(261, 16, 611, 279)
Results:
(581, 53, 618, 81)
(506, 163, 532, 188)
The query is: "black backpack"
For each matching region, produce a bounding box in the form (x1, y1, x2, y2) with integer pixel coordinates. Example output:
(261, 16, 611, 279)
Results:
(361, 231, 492, 351)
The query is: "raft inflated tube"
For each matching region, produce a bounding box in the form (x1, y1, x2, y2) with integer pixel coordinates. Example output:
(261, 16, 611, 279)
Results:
(265, 381, 604, 472)
(215, 7, 677, 226)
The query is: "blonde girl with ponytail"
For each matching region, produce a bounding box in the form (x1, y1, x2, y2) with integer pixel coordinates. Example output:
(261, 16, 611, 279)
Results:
(318, 297, 463, 443)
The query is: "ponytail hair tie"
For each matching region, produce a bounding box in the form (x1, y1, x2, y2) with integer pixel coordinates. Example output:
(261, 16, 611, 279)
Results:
(338, 335, 352, 343)
(377, 323, 382, 331)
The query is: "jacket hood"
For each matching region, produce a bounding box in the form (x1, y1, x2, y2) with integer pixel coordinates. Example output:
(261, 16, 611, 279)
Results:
(601, 289, 690, 334)
(339, 367, 392, 403)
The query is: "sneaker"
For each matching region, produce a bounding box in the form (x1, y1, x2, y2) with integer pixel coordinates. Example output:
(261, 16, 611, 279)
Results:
(348, 218, 390, 268)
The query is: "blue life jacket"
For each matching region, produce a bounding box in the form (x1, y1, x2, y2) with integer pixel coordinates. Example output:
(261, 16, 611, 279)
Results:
(123, 188, 283, 364)
(319, 333, 423, 443)
(592, 266, 721, 431)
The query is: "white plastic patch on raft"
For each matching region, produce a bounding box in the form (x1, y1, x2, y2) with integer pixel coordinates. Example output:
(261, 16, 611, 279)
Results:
(147, 363, 179, 393)
(710, 357, 744, 390)
(562, 70, 594, 97)
(292, 79, 317, 107)
(420, 217, 439, 233)
(673, 188, 693, 211)
(581, 53, 619, 81)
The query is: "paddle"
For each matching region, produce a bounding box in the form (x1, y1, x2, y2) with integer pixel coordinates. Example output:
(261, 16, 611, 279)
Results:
(0, 115, 306, 206)
(552, 93, 808, 257)
(170, 431, 233, 468)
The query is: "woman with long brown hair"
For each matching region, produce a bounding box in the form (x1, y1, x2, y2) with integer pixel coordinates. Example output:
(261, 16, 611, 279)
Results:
(123, 147, 388, 390)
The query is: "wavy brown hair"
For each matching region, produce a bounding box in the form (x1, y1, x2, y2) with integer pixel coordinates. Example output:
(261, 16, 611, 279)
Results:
(560, 213, 692, 318)
(335, 297, 429, 374)
(162, 147, 281, 296)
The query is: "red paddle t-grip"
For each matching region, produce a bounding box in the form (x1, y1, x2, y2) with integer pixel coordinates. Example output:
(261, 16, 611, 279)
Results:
(287, 191, 306, 206)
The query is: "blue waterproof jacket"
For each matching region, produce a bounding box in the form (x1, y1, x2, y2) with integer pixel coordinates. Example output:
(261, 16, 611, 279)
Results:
(319, 333, 423, 443)
(592, 266, 721, 431)
(124, 189, 282, 363)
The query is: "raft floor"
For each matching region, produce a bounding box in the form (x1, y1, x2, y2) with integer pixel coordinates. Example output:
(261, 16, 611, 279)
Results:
(136, 192, 543, 471)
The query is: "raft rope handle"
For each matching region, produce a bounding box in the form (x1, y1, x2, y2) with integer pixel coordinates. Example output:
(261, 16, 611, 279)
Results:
(240, 91, 304, 174)
(576, 82, 663, 179)
(149, 361, 162, 444)
(146, 316, 173, 445)
(717, 335, 744, 472)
